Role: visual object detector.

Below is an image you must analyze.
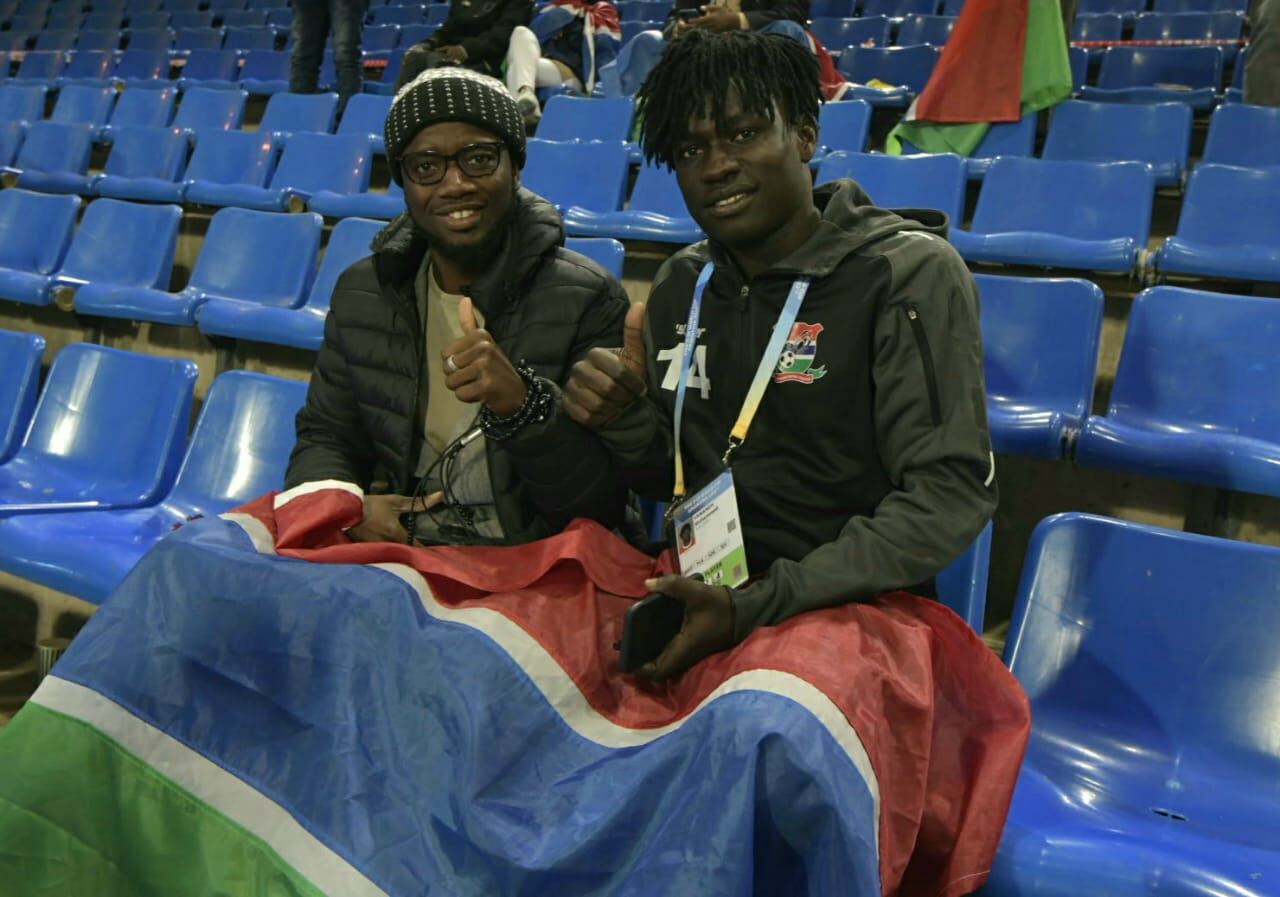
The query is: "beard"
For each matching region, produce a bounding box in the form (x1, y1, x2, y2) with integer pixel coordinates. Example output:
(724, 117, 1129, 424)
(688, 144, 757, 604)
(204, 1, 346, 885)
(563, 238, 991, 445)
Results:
(423, 203, 515, 275)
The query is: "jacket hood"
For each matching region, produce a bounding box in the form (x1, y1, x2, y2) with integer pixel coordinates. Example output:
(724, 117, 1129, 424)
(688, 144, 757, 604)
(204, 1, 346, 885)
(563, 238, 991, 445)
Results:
(707, 178, 951, 281)
(369, 187, 566, 323)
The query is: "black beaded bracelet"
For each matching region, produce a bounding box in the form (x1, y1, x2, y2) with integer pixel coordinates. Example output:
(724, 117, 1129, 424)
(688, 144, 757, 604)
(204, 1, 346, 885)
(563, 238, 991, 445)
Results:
(479, 361, 553, 442)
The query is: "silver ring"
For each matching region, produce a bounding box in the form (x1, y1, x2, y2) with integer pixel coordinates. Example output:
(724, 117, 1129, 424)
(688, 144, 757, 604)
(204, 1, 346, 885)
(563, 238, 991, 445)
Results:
(445, 354, 458, 374)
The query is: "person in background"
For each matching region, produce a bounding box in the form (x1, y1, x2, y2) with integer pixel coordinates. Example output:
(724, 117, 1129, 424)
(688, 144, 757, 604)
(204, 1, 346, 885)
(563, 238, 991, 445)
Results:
(290, 0, 367, 112)
(662, 0, 807, 42)
(504, 0, 622, 127)
(395, 0, 534, 92)
(1247, 0, 1280, 106)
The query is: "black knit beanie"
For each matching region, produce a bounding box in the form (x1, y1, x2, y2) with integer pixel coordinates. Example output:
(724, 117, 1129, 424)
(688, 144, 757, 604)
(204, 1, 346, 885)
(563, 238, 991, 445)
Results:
(385, 67, 527, 185)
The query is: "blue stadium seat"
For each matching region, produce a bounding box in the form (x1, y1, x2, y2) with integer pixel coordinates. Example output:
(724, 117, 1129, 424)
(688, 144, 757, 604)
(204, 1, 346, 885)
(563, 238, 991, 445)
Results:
(0, 329, 44, 465)
(92, 125, 190, 201)
(565, 237, 625, 281)
(987, 512, 1280, 897)
(75, 28, 123, 51)
(397, 22, 434, 46)
(57, 49, 116, 86)
(975, 273, 1104, 459)
(951, 158, 1154, 273)
(224, 24, 277, 51)
(815, 98, 872, 159)
(170, 9, 212, 28)
(1074, 287, 1280, 494)
(1076, 0, 1145, 16)
(536, 94, 635, 143)
(1134, 10, 1244, 60)
(113, 47, 173, 88)
(619, 19, 658, 45)
(264, 5, 292, 28)
(183, 128, 277, 204)
(0, 85, 45, 125)
(895, 14, 955, 45)
(362, 23, 400, 53)
(49, 84, 117, 131)
(307, 179, 404, 219)
(1201, 102, 1280, 167)
(521, 138, 630, 214)
(810, 0, 855, 16)
(1073, 12, 1123, 57)
(961, 114, 1038, 179)
(101, 86, 177, 140)
(172, 86, 247, 133)
(174, 25, 225, 52)
(837, 44, 939, 107)
(258, 90, 338, 141)
(1069, 44, 1088, 91)
(123, 26, 175, 51)
(126, 0, 166, 13)
(176, 47, 240, 88)
(1223, 43, 1245, 102)
(220, 9, 268, 27)
(197, 215, 382, 350)
(368, 4, 421, 24)
(1154, 164, 1280, 283)
(11, 51, 66, 88)
(1, 121, 95, 194)
(191, 131, 370, 211)
(208, 0, 250, 12)
(0, 34, 32, 55)
(810, 16, 891, 53)
(562, 162, 702, 244)
(1154, 0, 1247, 9)
(0, 371, 306, 603)
(815, 150, 966, 224)
(123, 10, 169, 29)
(860, 0, 937, 15)
(84, 9, 126, 28)
(1042, 100, 1192, 187)
(935, 520, 991, 633)
(165, 0, 204, 14)
(424, 3, 448, 26)
(0, 122, 24, 167)
(46, 7, 84, 29)
(13, 198, 180, 310)
(5, 13, 45, 34)
(619, 0, 668, 21)
(0, 344, 196, 514)
(1082, 46, 1224, 110)
(33, 30, 76, 54)
(336, 92, 390, 154)
(74, 206, 321, 325)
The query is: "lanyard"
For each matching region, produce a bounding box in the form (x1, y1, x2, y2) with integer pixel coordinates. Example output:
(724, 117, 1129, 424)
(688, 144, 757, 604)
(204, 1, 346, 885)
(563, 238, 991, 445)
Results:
(672, 262, 812, 502)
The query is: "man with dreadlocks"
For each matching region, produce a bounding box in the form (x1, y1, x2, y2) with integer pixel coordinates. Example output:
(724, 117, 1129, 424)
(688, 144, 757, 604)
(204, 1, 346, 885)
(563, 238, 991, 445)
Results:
(564, 30, 997, 680)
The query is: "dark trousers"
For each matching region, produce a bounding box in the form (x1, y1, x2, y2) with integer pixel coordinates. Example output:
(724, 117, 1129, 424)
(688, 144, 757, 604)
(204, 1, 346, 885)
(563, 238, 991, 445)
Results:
(290, 0, 368, 105)
(1247, 0, 1280, 106)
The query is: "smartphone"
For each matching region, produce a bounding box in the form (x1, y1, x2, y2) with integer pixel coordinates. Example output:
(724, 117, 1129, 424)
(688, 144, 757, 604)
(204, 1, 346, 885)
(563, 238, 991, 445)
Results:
(618, 592, 686, 673)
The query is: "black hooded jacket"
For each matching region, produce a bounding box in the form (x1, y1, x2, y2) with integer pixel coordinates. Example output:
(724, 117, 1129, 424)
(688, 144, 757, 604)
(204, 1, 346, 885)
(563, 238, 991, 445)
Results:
(285, 189, 631, 543)
(600, 180, 997, 640)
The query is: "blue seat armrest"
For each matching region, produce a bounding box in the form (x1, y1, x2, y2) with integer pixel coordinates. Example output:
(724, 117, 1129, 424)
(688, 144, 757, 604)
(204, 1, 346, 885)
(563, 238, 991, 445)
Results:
(196, 299, 326, 350)
(14, 170, 96, 195)
(73, 283, 208, 325)
(841, 85, 911, 108)
(1156, 238, 1280, 284)
(185, 181, 286, 210)
(563, 208, 705, 244)
(93, 175, 187, 202)
(986, 406, 1073, 460)
(950, 230, 1138, 273)
(308, 190, 402, 219)
(0, 268, 56, 306)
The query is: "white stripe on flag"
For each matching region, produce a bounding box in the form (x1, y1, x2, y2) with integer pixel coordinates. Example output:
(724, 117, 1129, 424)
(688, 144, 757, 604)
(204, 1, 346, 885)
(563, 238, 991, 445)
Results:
(32, 676, 390, 897)
(273, 480, 363, 509)
(219, 512, 277, 555)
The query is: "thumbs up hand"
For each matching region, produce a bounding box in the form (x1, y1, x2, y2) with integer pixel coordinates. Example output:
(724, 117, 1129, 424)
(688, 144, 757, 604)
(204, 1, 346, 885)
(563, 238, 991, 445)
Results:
(563, 302, 650, 430)
(442, 296, 527, 417)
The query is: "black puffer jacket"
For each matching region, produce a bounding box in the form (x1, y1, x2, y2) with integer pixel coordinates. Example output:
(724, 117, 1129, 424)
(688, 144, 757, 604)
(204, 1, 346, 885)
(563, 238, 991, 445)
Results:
(285, 189, 631, 542)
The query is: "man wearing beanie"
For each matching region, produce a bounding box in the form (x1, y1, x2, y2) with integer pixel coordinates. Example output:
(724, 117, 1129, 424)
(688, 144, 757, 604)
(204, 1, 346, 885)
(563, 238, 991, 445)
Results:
(286, 67, 633, 546)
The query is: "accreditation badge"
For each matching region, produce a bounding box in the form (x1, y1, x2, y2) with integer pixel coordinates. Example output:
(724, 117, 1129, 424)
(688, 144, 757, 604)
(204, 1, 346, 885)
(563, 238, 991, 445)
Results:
(669, 470, 749, 588)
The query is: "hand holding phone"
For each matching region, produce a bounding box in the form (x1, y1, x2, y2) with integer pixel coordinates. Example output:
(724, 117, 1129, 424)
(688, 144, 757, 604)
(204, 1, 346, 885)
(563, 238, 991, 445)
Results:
(617, 574, 735, 679)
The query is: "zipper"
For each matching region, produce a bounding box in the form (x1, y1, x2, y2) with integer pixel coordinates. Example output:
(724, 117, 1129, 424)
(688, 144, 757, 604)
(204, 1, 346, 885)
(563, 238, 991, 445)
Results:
(905, 305, 943, 427)
(738, 283, 750, 311)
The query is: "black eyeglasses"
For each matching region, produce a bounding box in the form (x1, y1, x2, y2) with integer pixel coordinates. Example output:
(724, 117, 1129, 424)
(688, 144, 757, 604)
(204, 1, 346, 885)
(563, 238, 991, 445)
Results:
(400, 142, 505, 186)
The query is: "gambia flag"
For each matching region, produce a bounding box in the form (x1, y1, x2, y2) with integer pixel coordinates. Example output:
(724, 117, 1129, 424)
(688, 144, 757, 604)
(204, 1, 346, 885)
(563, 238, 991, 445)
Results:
(0, 484, 1029, 896)
(886, 0, 1073, 157)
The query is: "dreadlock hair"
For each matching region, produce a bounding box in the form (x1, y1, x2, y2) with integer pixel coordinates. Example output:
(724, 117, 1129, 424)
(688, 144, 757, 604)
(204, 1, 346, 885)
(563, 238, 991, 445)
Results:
(635, 29, 820, 170)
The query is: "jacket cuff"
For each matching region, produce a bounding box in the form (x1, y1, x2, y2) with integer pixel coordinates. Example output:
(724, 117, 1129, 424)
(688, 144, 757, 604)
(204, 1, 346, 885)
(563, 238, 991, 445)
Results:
(598, 395, 662, 460)
(727, 579, 774, 643)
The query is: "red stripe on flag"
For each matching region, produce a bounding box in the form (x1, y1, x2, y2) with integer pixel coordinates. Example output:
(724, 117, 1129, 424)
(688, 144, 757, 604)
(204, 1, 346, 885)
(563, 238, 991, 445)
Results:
(915, 0, 1029, 124)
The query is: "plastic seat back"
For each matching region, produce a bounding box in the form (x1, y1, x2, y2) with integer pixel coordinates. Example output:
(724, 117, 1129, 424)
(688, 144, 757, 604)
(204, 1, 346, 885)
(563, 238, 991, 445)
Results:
(124, 11, 169, 29)
(58, 198, 182, 290)
(0, 189, 80, 275)
(619, 0, 668, 20)
(565, 237, 625, 280)
(190, 206, 321, 307)
(267, 132, 371, 196)
(0, 85, 45, 123)
(895, 14, 955, 45)
(1153, 0, 1246, 9)
(173, 86, 247, 131)
(811, 17, 889, 51)
(368, 5, 421, 24)
(0, 328, 44, 464)
(167, 371, 307, 514)
(1202, 103, 1280, 168)
(107, 86, 177, 130)
(816, 150, 965, 223)
(976, 273, 1103, 435)
(861, 0, 937, 15)
(336, 92, 391, 141)
(1073, 11, 1123, 41)
(521, 139, 630, 213)
(361, 24, 400, 52)
(1096, 45, 1224, 91)
(50, 84, 116, 128)
(114, 47, 170, 81)
(33, 31, 76, 54)
(810, 0, 855, 15)
(1106, 286, 1280, 441)
(626, 163, 692, 217)
(259, 90, 338, 137)
(11, 121, 93, 175)
(14, 51, 66, 83)
(1006, 512, 1280, 822)
(1173, 164, 1280, 249)
(84, 10, 126, 28)
(15, 343, 196, 497)
(183, 128, 276, 188)
(536, 95, 634, 143)
(817, 98, 872, 153)
(125, 27, 175, 51)
(397, 22, 433, 45)
(174, 26, 225, 51)
(0, 122, 24, 167)
(1069, 44, 1087, 90)
(304, 215, 382, 314)
(837, 43, 939, 92)
(265, 7, 293, 28)
(181, 47, 239, 81)
(971, 157, 1153, 243)
(224, 25, 276, 51)
(220, 9, 268, 27)
(424, 4, 448, 26)
(76, 29, 123, 51)
(99, 124, 189, 180)
(1133, 9, 1244, 41)
(1043, 100, 1191, 178)
(935, 521, 991, 633)
(62, 49, 116, 81)
(1077, 0, 1145, 12)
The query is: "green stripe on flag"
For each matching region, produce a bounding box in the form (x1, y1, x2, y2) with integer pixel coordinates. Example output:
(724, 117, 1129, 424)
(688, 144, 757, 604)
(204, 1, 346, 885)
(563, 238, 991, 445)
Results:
(0, 704, 327, 897)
